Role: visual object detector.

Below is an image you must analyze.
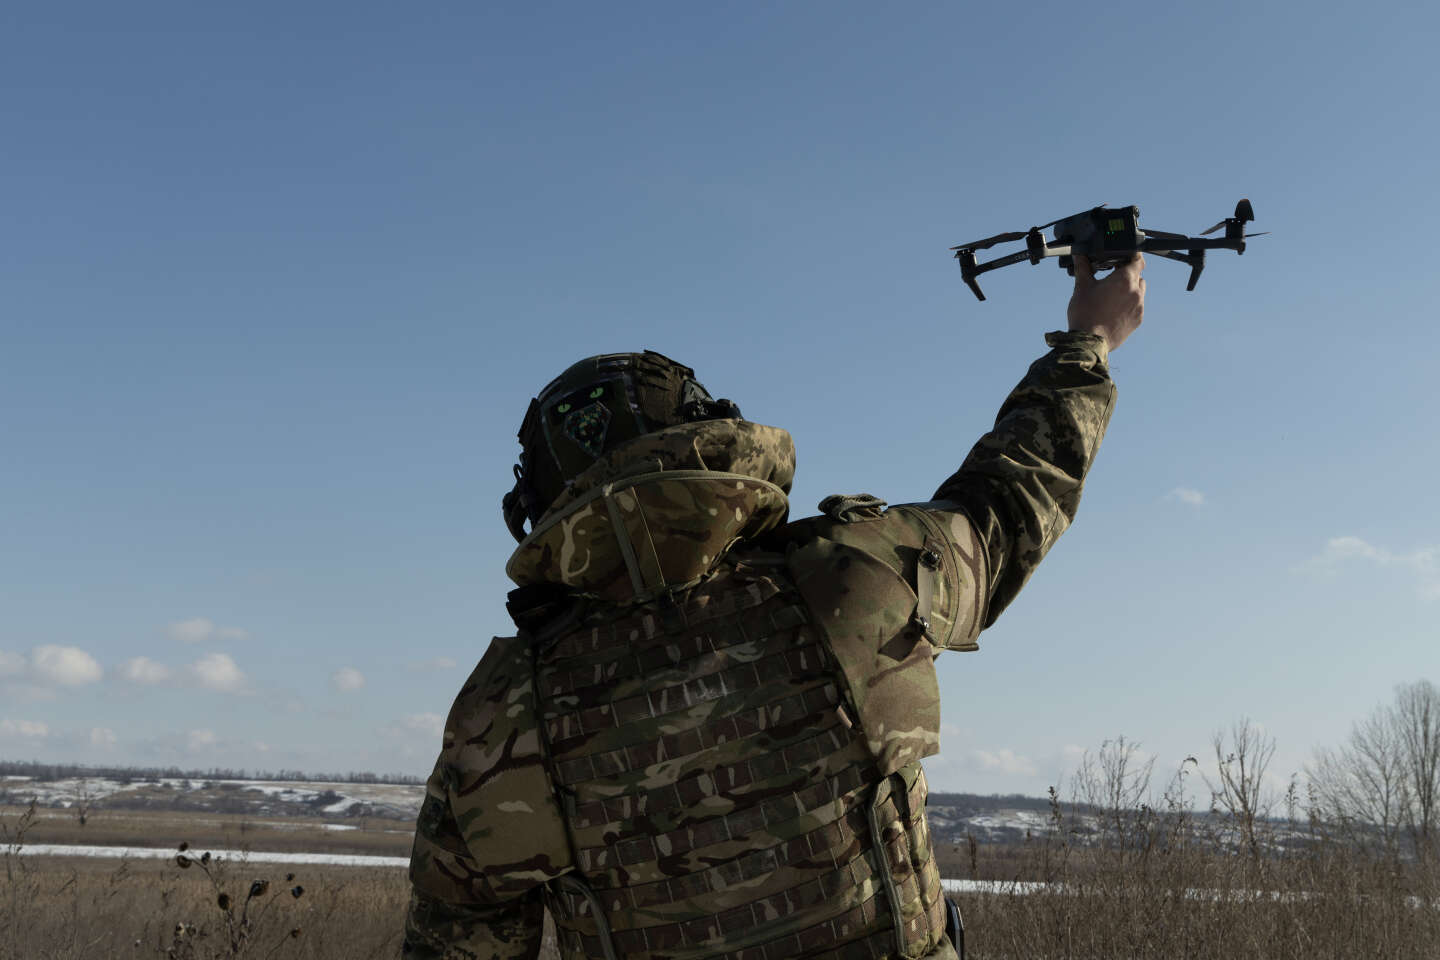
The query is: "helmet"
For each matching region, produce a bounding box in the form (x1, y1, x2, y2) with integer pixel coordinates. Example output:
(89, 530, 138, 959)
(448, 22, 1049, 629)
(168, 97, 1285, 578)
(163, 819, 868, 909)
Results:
(502, 351, 742, 541)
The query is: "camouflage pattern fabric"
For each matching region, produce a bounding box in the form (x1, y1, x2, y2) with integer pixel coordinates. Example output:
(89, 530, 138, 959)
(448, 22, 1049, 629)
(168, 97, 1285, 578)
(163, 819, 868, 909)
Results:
(779, 503, 986, 778)
(404, 636, 572, 958)
(933, 330, 1115, 627)
(507, 420, 797, 604)
(404, 331, 1116, 959)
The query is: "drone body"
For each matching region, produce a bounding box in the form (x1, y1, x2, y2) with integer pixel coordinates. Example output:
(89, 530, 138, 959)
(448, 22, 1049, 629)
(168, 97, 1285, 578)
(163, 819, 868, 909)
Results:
(951, 199, 1264, 301)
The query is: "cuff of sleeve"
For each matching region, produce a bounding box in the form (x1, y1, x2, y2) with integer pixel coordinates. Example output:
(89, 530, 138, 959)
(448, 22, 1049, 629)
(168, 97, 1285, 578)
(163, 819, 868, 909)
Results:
(1044, 330, 1110, 365)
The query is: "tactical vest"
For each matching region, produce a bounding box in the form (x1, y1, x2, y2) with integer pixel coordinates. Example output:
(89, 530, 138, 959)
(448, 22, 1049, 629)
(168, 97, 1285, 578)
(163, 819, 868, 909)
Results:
(419, 422, 984, 958)
(521, 494, 980, 960)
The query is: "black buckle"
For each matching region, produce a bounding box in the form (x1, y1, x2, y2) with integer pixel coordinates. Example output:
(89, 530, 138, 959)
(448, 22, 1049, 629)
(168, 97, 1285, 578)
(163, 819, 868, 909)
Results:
(945, 898, 965, 958)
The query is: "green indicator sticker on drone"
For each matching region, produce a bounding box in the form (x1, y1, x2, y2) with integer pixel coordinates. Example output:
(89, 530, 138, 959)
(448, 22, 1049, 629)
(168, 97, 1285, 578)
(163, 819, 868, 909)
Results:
(1109, 219, 1123, 232)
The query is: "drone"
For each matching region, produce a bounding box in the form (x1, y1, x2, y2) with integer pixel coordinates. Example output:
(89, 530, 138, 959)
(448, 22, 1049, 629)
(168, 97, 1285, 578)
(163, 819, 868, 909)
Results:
(950, 199, 1265, 300)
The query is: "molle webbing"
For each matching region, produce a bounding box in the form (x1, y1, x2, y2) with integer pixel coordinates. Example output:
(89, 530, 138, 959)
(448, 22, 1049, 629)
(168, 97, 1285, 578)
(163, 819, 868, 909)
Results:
(541, 601, 809, 699)
(538, 563, 946, 959)
(563, 723, 856, 829)
(561, 819, 943, 960)
(543, 575, 789, 661)
(544, 641, 828, 745)
(568, 904, 947, 960)
(565, 774, 923, 911)
(554, 682, 840, 788)
(576, 765, 874, 889)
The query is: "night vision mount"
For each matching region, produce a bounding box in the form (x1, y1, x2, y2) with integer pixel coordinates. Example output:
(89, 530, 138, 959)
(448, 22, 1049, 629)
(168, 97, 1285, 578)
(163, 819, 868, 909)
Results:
(951, 199, 1265, 301)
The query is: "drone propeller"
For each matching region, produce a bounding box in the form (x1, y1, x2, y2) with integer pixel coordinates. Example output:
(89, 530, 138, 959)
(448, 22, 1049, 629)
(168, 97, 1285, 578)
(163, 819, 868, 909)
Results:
(1037, 204, 1107, 233)
(1200, 198, 1257, 235)
(949, 230, 1028, 252)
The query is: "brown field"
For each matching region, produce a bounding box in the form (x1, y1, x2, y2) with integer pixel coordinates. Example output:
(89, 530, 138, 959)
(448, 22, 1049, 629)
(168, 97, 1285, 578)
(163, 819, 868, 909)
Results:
(5, 802, 1440, 959)
(2, 804, 413, 859)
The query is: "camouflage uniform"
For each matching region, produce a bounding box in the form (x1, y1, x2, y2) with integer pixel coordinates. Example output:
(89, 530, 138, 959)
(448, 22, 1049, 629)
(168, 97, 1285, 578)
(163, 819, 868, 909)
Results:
(405, 331, 1115, 959)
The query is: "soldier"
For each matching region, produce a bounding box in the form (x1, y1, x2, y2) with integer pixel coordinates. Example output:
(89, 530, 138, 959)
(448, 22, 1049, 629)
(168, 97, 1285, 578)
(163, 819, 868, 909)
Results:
(404, 253, 1145, 959)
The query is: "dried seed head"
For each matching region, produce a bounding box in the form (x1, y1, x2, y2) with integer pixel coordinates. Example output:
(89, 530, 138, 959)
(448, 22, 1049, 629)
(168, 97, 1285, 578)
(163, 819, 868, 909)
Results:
(176, 855, 192, 869)
(248, 879, 270, 899)
(177, 841, 189, 852)
(289, 928, 302, 939)
(285, 873, 295, 882)
(291, 885, 305, 899)
(217, 892, 231, 910)
(200, 852, 211, 864)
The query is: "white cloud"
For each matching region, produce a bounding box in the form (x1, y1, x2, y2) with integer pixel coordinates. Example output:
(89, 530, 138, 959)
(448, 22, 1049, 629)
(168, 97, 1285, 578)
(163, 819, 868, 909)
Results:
(399, 713, 444, 738)
(1310, 536, 1440, 600)
(90, 727, 117, 747)
(973, 747, 1039, 777)
(188, 653, 246, 693)
(187, 728, 218, 752)
(409, 657, 458, 672)
(119, 657, 172, 685)
(1, 718, 50, 738)
(1166, 487, 1206, 507)
(331, 667, 366, 692)
(29, 645, 102, 686)
(169, 618, 215, 643)
(168, 618, 249, 645)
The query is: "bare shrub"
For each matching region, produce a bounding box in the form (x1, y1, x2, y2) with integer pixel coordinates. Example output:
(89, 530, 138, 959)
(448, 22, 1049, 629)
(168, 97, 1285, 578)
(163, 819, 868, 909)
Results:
(954, 730, 1440, 959)
(1309, 679, 1440, 861)
(1204, 716, 1277, 860)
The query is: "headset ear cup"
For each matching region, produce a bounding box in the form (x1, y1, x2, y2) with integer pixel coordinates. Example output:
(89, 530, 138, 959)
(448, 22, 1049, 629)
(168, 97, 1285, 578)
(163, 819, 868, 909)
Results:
(502, 486, 527, 542)
(503, 465, 532, 542)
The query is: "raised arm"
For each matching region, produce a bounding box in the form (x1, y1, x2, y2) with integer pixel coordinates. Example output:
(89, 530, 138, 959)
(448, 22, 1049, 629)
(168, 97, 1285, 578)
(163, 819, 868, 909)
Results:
(932, 253, 1145, 628)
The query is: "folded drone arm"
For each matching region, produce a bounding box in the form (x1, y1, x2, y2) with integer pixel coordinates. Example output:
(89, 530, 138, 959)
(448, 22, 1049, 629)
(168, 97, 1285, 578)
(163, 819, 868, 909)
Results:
(957, 243, 1073, 300)
(1143, 247, 1206, 291)
(1138, 236, 1247, 255)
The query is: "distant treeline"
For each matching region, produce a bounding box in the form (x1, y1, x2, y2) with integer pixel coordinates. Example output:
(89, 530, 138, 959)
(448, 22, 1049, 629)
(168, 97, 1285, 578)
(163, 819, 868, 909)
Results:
(929, 792, 1055, 813)
(0, 759, 423, 786)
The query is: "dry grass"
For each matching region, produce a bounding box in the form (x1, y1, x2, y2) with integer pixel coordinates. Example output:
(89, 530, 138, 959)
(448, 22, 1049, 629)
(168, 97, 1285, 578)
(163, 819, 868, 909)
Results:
(1, 805, 412, 859)
(942, 790, 1440, 960)
(2, 853, 409, 960)
(0, 802, 547, 960)
(6, 797, 1440, 958)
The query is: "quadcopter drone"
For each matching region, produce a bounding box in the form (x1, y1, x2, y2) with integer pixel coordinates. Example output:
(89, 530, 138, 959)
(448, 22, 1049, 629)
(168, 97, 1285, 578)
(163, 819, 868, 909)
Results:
(950, 199, 1265, 300)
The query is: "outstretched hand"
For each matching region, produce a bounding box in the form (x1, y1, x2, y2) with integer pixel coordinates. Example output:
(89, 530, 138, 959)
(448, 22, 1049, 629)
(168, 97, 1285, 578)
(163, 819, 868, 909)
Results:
(1067, 253, 1145, 351)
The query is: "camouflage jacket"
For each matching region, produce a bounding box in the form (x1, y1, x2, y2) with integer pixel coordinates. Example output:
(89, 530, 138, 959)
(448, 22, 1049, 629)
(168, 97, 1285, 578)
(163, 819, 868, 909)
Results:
(404, 332, 1115, 959)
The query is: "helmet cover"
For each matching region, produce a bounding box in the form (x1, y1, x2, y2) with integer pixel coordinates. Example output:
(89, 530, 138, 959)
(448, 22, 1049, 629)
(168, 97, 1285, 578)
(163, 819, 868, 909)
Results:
(503, 351, 742, 541)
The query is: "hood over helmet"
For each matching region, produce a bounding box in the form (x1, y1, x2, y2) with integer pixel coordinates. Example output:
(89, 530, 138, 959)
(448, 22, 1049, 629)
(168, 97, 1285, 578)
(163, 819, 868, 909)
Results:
(503, 351, 743, 543)
(507, 419, 795, 604)
(504, 357, 795, 604)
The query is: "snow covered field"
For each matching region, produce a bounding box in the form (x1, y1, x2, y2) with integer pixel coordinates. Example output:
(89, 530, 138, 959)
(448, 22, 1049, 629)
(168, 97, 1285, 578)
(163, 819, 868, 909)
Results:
(17, 843, 410, 868)
(8, 843, 1029, 895)
(0, 774, 425, 820)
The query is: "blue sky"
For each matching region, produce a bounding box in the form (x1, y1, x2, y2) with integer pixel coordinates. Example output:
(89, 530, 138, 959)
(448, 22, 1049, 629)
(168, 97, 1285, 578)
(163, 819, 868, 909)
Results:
(2, 2, 1436, 800)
